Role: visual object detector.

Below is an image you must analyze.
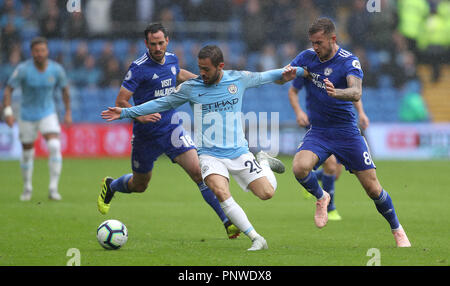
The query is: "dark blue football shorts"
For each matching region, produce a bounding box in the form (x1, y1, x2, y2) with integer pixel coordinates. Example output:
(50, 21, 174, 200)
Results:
(296, 126, 376, 173)
(131, 124, 196, 173)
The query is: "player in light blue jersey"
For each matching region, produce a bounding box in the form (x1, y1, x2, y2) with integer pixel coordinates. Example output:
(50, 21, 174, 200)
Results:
(102, 45, 306, 250)
(290, 18, 410, 247)
(2, 37, 71, 201)
(97, 23, 241, 240)
(288, 76, 370, 221)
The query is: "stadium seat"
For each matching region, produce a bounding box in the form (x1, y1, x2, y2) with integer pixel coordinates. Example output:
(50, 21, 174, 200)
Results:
(113, 39, 131, 61)
(47, 40, 65, 57)
(89, 40, 107, 57)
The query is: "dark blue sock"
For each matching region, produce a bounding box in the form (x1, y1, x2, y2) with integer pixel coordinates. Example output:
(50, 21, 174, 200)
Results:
(198, 182, 228, 224)
(321, 173, 336, 211)
(110, 174, 133, 193)
(373, 189, 400, 230)
(314, 168, 324, 181)
(296, 171, 324, 199)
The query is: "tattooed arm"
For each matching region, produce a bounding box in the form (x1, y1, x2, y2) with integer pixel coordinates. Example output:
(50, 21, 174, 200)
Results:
(324, 75, 362, 101)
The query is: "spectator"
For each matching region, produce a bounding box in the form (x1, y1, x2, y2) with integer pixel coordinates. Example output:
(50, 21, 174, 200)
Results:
(78, 55, 101, 88)
(137, 0, 155, 23)
(397, 0, 430, 54)
(368, 0, 398, 51)
(353, 46, 378, 88)
(111, 0, 137, 36)
(264, 0, 296, 44)
(172, 43, 187, 69)
(416, 2, 448, 82)
(346, 0, 372, 49)
(157, 7, 176, 36)
(85, 0, 112, 35)
(279, 41, 298, 66)
(242, 0, 266, 53)
(0, 48, 22, 88)
(111, 0, 137, 24)
(292, 0, 320, 50)
(200, 0, 232, 22)
(257, 43, 279, 72)
(0, 0, 24, 63)
(72, 41, 89, 69)
(122, 42, 139, 69)
(20, 1, 39, 34)
(39, 0, 63, 38)
(398, 91, 429, 122)
(381, 33, 419, 88)
(99, 58, 122, 88)
(97, 41, 115, 74)
(65, 11, 88, 38)
(314, 0, 339, 20)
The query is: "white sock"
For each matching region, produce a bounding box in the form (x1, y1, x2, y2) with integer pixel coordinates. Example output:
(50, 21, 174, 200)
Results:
(260, 160, 277, 191)
(220, 197, 258, 240)
(20, 148, 34, 192)
(47, 138, 62, 192)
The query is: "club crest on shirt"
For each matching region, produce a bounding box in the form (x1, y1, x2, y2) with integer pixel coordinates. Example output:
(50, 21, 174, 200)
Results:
(171, 66, 177, 75)
(324, 67, 333, 76)
(228, 84, 238, 94)
(125, 70, 132, 81)
(352, 60, 361, 69)
(48, 76, 55, 84)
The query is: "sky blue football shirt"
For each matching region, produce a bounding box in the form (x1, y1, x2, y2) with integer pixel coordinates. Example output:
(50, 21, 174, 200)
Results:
(7, 59, 68, 121)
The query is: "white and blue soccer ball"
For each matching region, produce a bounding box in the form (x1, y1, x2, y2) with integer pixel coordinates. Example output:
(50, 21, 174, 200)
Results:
(97, 219, 128, 250)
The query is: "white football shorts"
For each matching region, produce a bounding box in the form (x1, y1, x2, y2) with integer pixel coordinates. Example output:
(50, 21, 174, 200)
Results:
(18, 113, 61, 144)
(199, 152, 266, 192)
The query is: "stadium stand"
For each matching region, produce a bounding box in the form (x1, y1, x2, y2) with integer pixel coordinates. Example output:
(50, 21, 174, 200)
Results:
(1, 0, 449, 124)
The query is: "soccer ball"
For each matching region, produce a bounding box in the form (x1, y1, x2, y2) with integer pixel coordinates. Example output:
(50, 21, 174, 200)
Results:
(97, 219, 128, 250)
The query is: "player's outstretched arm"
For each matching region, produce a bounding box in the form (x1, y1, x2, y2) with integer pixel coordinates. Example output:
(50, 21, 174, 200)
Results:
(258, 66, 305, 86)
(275, 65, 310, 84)
(116, 86, 161, 124)
(102, 107, 123, 121)
(104, 85, 190, 121)
(324, 75, 362, 101)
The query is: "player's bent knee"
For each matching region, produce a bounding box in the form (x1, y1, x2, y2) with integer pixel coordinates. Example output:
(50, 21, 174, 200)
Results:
(255, 185, 275, 201)
(212, 187, 230, 201)
(259, 189, 274, 200)
(292, 162, 310, 179)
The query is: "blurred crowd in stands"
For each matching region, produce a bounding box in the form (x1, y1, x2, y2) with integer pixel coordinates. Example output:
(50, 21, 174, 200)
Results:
(0, 0, 449, 122)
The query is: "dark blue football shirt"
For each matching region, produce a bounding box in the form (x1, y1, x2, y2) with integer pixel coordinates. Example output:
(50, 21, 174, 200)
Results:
(121, 51, 181, 137)
(290, 47, 363, 128)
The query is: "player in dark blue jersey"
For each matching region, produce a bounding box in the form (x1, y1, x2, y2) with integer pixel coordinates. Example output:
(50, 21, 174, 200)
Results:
(288, 76, 370, 221)
(97, 23, 240, 239)
(290, 18, 411, 247)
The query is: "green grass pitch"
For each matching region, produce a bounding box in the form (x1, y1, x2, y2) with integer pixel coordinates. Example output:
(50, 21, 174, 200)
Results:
(0, 156, 449, 266)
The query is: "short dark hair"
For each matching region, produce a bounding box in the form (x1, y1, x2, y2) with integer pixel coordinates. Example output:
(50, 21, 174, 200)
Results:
(198, 45, 224, 67)
(30, 37, 48, 49)
(144, 22, 168, 41)
(308, 17, 336, 36)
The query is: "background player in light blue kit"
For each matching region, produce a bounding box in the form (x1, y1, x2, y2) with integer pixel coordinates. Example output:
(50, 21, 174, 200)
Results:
(2, 37, 71, 201)
(288, 76, 370, 221)
(97, 23, 241, 239)
(290, 18, 411, 247)
(102, 45, 306, 250)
